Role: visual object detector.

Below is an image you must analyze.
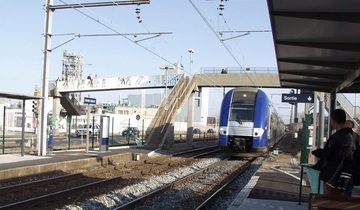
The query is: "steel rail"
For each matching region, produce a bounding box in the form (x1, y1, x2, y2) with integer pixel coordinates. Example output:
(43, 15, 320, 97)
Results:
(113, 158, 231, 210)
(195, 158, 256, 210)
(0, 147, 220, 209)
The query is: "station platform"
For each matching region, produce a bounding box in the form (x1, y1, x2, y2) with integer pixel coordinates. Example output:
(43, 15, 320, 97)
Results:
(230, 168, 360, 210)
(228, 170, 310, 210)
(0, 146, 158, 180)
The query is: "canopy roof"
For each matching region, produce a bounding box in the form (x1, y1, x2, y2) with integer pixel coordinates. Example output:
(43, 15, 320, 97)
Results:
(267, 0, 360, 93)
(0, 92, 42, 100)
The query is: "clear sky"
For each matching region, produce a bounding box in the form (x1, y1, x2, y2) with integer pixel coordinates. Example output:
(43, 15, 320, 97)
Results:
(1, 0, 311, 122)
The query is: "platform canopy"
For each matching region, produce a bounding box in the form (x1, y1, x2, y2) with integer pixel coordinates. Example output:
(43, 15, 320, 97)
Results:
(0, 92, 42, 157)
(267, 0, 360, 93)
(0, 92, 42, 100)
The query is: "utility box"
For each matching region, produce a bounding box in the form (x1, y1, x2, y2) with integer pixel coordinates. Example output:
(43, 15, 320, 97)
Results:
(99, 116, 110, 152)
(47, 125, 53, 154)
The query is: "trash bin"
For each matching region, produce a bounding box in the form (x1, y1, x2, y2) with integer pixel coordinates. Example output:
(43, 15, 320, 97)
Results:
(135, 137, 142, 147)
(48, 125, 53, 154)
(306, 166, 323, 194)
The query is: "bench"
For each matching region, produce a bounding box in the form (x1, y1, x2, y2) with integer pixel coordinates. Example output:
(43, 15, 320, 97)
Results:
(309, 193, 360, 210)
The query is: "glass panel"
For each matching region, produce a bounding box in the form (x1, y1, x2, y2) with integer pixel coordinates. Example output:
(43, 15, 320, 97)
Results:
(230, 89, 256, 123)
(230, 106, 254, 122)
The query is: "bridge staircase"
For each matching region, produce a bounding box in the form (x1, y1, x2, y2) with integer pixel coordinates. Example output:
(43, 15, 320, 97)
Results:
(336, 93, 360, 129)
(50, 85, 85, 116)
(145, 75, 197, 147)
(311, 92, 360, 130)
(59, 93, 85, 116)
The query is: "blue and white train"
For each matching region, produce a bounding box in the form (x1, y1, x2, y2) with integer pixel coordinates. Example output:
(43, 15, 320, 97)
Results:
(218, 87, 285, 153)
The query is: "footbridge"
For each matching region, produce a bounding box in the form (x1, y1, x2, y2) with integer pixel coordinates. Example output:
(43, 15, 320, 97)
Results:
(51, 68, 281, 147)
(51, 67, 358, 148)
(55, 68, 280, 94)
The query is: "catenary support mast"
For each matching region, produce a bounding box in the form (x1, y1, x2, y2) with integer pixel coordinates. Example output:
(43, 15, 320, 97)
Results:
(39, 0, 150, 156)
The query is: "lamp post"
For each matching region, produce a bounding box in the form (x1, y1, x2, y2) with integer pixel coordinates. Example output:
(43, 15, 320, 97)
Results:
(355, 93, 357, 118)
(159, 65, 175, 100)
(290, 104, 294, 131)
(278, 106, 292, 127)
(164, 67, 168, 100)
(188, 49, 195, 75)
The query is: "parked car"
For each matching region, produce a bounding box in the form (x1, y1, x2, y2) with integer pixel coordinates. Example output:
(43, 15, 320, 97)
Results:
(193, 128, 201, 134)
(76, 124, 100, 137)
(122, 127, 140, 136)
(207, 128, 215, 133)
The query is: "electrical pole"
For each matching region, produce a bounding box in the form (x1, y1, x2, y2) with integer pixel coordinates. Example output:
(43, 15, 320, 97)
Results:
(39, 0, 150, 156)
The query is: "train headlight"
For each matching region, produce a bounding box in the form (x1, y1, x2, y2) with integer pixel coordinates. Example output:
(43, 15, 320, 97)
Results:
(219, 127, 227, 135)
(253, 128, 264, 137)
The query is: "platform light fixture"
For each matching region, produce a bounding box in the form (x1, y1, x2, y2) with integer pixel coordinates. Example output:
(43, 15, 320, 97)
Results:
(160, 65, 175, 101)
(188, 49, 195, 75)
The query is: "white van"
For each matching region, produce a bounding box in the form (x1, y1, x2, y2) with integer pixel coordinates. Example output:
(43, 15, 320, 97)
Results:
(76, 124, 100, 137)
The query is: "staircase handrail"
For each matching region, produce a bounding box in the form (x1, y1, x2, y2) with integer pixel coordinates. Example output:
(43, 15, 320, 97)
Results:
(60, 93, 85, 115)
(336, 93, 360, 129)
(157, 80, 186, 127)
(148, 74, 185, 129)
(160, 77, 196, 133)
(157, 76, 196, 147)
(336, 93, 354, 116)
(145, 74, 185, 143)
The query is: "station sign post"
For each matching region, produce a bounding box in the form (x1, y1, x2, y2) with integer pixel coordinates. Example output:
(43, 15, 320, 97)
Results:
(84, 97, 96, 105)
(281, 94, 314, 103)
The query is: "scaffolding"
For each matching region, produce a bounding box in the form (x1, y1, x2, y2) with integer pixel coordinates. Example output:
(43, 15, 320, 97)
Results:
(61, 50, 83, 102)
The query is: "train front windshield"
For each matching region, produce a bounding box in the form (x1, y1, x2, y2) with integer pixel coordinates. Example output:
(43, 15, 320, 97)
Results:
(230, 91, 256, 123)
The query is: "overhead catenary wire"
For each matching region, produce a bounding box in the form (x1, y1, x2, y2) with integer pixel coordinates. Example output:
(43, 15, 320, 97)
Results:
(60, 0, 226, 94)
(38, 1, 287, 130)
(62, 0, 193, 80)
(109, 0, 188, 70)
(59, 0, 263, 95)
(218, 14, 249, 68)
(59, 0, 175, 65)
(189, 0, 262, 88)
(104, 1, 187, 70)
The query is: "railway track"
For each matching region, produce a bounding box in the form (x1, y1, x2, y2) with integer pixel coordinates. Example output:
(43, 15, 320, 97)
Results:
(116, 157, 256, 210)
(195, 158, 254, 210)
(0, 146, 221, 209)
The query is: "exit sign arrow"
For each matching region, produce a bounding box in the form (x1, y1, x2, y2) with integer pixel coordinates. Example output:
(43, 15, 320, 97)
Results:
(282, 94, 314, 103)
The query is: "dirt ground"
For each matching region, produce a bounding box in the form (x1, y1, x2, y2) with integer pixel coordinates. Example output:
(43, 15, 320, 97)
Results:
(260, 132, 303, 172)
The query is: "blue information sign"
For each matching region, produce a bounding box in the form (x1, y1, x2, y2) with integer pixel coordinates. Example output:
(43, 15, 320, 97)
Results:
(281, 94, 314, 103)
(84, 97, 96, 104)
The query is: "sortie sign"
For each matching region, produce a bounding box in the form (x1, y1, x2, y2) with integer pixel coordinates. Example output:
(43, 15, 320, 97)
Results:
(84, 97, 97, 104)
(281, 94, 314, 103)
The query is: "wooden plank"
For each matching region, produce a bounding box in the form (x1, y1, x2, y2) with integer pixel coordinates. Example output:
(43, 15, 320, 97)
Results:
(309, 193, 360, 210)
